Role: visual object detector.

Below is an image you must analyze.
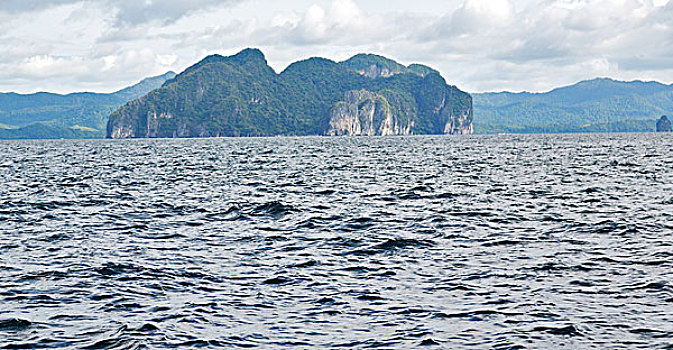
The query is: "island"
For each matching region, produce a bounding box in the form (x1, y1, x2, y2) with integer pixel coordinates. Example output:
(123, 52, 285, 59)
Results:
(107, 49, 473, 138)
(656, 115, 672, 132)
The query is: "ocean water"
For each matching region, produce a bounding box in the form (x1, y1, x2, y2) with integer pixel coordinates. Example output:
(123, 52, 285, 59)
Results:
(0, 134, 672, 349)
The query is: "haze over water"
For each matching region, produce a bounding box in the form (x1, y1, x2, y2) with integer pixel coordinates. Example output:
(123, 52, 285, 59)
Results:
(1, 134, 672, 349)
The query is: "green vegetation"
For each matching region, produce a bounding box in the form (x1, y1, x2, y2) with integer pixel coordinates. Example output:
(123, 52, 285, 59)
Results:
(108, 49, 472, 138)
(0, 72, 175, 139)
(474, 78, 673, 133)
(340, 54, 439, 78)
(70, 125, 99, 132)
(0, 124, 101, 139)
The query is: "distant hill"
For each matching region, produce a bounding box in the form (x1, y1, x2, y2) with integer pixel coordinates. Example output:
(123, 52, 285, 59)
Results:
(473, 78, 673, 133)
(0, 72, 176, 139)
(107, 49, 472, 138)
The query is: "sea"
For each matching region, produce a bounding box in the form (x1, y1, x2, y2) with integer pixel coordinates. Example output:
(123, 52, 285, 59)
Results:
(0, 133, 672, 349)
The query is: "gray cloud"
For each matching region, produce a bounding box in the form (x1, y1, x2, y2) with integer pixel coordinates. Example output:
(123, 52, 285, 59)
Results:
(2, 0, 673, 94)
(109, 0, 240, 26)
(0, 0, 77, 13)
(0, 0, 241, 25)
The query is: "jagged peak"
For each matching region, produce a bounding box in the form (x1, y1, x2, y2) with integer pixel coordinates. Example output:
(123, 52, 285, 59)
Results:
(341, 54, 406, 78)
(174, 48, 274, 81)
(341, 53, 439, 79)
(227, 48, 268, 66)
(234, 48, 265, 58)
(281, 57, 339, 75)
(344, 53, 403, 66)
(185, 48, 266, 70)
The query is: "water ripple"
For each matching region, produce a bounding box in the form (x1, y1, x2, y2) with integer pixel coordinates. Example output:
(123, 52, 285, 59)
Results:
(0, 134, 672, 349)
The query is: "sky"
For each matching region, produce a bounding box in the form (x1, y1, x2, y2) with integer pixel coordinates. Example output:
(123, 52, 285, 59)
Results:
(1, 0, 672, 94)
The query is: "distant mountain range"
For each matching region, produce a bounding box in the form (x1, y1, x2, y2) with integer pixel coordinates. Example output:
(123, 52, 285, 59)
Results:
(107, 49, 473, 138)
(473, 78, 673, 133)
(2, 61, 672, 139)
(0, 72, 176, 139)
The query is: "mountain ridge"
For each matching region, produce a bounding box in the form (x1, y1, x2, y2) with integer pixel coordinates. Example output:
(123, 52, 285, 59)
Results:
(473, 77, 673, 133)
(0, 71, 176, 139)
(480, 77, 671, 95)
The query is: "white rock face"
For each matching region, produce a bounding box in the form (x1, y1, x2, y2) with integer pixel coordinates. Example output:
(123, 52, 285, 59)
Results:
(357, 64, 396, 79)
(327, 89, 472, 136)
(327, 90, 414, 136)
(444, 108, 474, 135)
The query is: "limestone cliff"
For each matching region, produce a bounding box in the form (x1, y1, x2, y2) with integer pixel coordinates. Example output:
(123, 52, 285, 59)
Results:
(326, 65, 473, 136)
(444, 108, 474, 135)
(327, 90, 414, 136)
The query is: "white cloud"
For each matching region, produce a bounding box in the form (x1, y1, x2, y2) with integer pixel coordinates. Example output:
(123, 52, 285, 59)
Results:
(421, 0, 673, 91)
(21, 55, 84, 77)
(156, 54, 178, 67)
(275, 0, 391, 45)
(451, 0, 515, 33)
(330, 0, 363, 26)
(1, 0, 673, 93)
(271, 12, 301, 28)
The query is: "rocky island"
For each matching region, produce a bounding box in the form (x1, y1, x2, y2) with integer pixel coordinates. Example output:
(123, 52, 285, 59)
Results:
(656, 115, 672, 132)
(107, 49, 472, 138)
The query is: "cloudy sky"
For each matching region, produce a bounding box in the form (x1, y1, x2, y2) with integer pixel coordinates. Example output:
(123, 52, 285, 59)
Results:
(1, 0, 672, 94)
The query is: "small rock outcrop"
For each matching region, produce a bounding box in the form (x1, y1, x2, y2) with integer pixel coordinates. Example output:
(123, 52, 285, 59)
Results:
(656, 115, 672, 132)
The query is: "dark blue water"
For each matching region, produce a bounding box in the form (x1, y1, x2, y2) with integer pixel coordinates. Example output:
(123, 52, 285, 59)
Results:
(1, 134, 672, 349)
